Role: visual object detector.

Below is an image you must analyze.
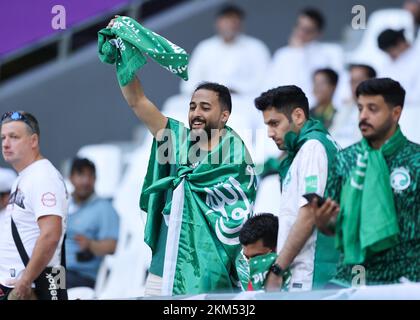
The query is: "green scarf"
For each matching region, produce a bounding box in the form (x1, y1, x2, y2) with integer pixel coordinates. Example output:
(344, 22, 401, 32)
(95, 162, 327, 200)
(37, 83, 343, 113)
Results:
(335, 126, 406, 264)
(278, 118, 338, 182)
(140, 118, 256, 296)
(98, 16, 188, 86)
(236, 251, 291, 291)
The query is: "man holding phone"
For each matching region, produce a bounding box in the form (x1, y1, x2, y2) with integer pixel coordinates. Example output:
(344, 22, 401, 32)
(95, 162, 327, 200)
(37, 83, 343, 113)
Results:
(254, 85, 340, 291)
(312, 78, 420, 286)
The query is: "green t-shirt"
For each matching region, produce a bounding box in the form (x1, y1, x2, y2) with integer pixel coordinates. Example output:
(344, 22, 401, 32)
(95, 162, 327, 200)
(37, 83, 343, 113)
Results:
(326, 140, 420, 286)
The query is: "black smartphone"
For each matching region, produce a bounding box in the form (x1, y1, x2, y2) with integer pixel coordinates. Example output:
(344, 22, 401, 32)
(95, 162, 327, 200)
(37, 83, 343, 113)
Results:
(76, 249, 95, 262)
(303, 193, 326, 207)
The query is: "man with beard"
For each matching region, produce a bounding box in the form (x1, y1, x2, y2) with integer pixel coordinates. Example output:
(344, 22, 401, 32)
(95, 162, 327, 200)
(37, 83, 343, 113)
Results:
(254, 85, 340, 291)
(106, 13, 256, 296)
(65, 158, 119, 289)
(312, 78, 420, 286)
(117, 76, 256, 297)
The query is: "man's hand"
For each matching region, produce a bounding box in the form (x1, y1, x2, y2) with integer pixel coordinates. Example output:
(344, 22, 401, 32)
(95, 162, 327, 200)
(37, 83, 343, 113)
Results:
(310, 198, 340, 236)
(6, 278, 35, 300)
(265, 272, 283, 292)
(107, 15, 120, 29)
(74, 234, 91, 251)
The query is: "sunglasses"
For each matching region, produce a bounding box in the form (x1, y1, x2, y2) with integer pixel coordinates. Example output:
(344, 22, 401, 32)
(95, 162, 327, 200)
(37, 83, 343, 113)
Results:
(1, 111, 36, 134)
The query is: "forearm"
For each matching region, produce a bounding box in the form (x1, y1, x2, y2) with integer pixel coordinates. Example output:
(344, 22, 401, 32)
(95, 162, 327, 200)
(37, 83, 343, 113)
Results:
(88, 239, 117, 256)
(275, 205, 315, 269)
(19, 234, 59, 285)
(120, 76, 167, 137)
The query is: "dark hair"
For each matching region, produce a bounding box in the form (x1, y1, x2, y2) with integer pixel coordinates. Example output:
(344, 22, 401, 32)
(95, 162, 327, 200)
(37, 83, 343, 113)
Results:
(239, 213, 278, 251)
(356, 78, 406, 108)
(217, 4, 245, 20)
(300, 7, 325, 31)
(254, 85, 309, 120)
(70, 157, 96, 176)
(348, 64, 377, 79)
(377, 29, 406, 51)
(194, 82, 232, 113)
(314, 68, 339, 86)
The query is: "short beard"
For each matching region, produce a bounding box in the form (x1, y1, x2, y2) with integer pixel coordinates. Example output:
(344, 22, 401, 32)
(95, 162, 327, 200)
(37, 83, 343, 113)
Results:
(363, 116, 394, 144)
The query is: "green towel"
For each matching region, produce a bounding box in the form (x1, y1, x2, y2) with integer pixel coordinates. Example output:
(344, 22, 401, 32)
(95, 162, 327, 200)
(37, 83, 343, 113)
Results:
(278, 118, 338, 182)
(98, 16, 189, 86)
(335, 126, 407, 264)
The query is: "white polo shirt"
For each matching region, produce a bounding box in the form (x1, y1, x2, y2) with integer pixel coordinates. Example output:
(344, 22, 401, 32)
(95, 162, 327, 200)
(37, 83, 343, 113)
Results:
(0, 159, 68, 287)
(276, 139, 328, 291)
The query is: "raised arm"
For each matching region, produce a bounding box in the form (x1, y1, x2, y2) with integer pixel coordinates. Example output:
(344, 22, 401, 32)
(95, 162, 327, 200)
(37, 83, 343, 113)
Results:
(107, 17, 168, 137)
(120, 76, 167, 137)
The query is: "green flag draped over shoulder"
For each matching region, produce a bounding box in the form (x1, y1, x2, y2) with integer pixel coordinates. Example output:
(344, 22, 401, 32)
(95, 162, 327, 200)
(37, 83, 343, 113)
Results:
(140, 118, 257, 296)
(335, 127, 406, 264)
(98, 16, 189, 86)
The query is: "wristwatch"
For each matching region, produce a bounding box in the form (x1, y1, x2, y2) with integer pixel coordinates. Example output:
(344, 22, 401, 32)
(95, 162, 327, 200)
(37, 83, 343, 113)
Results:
(270, 263, 285, 277)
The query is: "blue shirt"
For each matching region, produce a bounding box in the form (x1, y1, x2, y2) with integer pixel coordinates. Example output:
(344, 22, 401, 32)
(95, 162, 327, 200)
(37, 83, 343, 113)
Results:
(65, 195, 119, 281)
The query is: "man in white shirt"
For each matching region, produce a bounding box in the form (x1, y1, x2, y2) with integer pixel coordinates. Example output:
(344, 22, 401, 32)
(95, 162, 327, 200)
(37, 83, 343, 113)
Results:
(180, 4, 270, 96)
(264, 8, 343, 106)
(0, 111, 68, 300)
(377, 29, 420, 106)
(254, 86, 340, 291)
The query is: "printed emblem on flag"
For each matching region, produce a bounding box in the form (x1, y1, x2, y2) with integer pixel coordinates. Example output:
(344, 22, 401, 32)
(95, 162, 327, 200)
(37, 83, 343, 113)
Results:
(41, 192, 57, 207)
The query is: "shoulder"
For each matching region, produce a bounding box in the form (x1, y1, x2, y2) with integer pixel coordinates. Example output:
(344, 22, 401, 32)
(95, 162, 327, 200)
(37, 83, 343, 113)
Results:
(23, 160, 64, 187)
(240, 35, 270, 50)
(299, 139, 328, 156)
(272, 45, 297, 60)
(395, 140, 420, 168)
(193, 36, 220, 51)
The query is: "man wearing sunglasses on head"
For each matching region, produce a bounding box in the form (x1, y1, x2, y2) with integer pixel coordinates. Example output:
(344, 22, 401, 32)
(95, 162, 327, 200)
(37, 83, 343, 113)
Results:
(0, 111, 69, 300)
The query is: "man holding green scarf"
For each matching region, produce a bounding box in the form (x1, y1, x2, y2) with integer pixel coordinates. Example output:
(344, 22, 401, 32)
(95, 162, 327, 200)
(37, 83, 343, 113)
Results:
(254, 85, 340, 291)
(236, 213, 292, 291)
(107, 14, 256, 298)
(313, 78, 419, 286)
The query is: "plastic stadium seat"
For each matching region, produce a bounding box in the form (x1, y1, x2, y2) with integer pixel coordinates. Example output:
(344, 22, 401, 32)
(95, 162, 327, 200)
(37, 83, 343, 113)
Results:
(347, 8, 415, 71)
(93, 138, 153, 299)
(67, 286, 95, 300)
(254, 174, 282, 215)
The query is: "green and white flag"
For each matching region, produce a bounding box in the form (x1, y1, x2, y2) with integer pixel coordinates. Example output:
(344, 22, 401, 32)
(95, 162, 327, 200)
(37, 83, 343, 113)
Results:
(140, 118, 256, 295)
(98, 16, 189, 86)
(236, 251, 291, 291)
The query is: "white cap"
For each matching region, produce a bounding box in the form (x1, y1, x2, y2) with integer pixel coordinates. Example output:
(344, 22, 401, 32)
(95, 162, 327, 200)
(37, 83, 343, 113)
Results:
(0, 167, 17, 193)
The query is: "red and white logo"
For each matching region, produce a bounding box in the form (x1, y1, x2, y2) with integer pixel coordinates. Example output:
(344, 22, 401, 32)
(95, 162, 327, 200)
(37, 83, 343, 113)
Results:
(41, 192, 57, 207)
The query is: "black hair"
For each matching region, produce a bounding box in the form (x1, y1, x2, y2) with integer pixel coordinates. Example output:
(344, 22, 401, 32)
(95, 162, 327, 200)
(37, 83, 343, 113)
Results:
(356, 78, 406, 108)
(377, 29, 406, 51)
(348, 64, 377, 79)
(314, 68, 339, 86)
(300, 7, 325, 31)
(254, 85, 309, 120)
(239, 213, 278, 251)
(194, 82, 232, 113)
(70, 157, 96, 176)
(216, 4, 245, 20)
